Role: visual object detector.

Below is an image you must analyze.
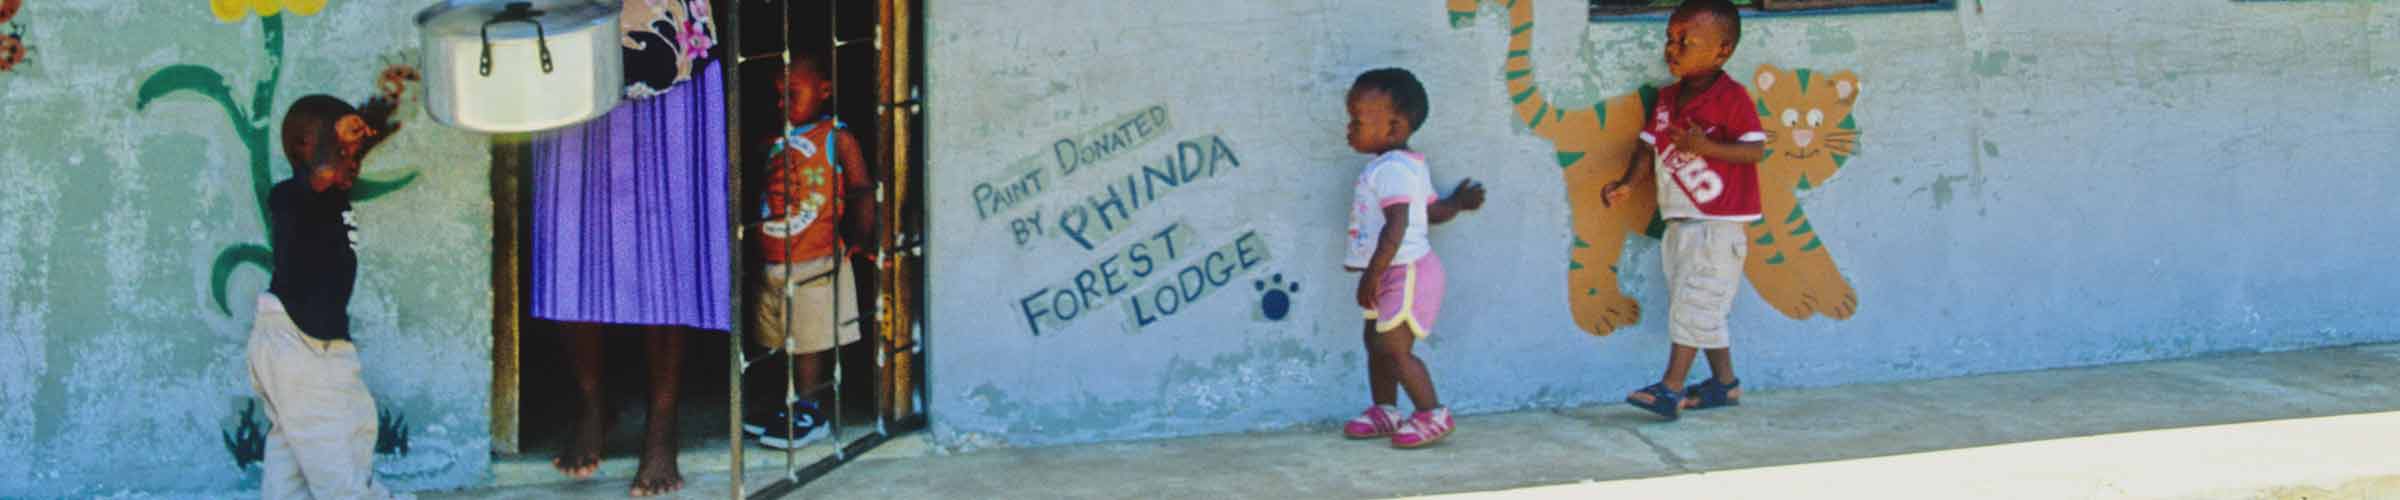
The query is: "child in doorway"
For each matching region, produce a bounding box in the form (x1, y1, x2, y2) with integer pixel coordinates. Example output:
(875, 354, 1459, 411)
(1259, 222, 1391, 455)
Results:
(247, 94, 401, 499)
(1600, 0, 1767, 421)
(1339, 68, 1487, 449)
(744, 51, 876, 450)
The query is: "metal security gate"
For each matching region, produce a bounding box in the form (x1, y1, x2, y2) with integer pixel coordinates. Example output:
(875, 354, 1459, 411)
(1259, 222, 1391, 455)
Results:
(719, 0, 924, 497)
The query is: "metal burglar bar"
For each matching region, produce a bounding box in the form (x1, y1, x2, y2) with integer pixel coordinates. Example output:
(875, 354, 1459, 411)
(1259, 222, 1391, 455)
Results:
(725, 0, 926, 498)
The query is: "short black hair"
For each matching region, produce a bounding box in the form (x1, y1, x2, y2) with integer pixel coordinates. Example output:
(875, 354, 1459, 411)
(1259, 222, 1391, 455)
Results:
(280, 94, 354, 178)
(782, 49, 829, 84)
(1671, 0, 1743, 47)
(1352, 67, 1430, 131)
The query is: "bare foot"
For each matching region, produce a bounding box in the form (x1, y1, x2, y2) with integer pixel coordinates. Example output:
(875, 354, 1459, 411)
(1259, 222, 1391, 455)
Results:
(551, 410, 607, 479)
(1627, 389, 1660, 405)
(628, 445, 682, 497)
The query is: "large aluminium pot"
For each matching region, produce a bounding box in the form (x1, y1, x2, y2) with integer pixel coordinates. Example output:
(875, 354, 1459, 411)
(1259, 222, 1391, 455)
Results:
(416, 0, 621, 134)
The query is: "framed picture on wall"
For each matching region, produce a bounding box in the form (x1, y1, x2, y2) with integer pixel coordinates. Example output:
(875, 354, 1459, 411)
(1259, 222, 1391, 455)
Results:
(1759, 0, 1934, 11)
(1591, 0, 1941, 16)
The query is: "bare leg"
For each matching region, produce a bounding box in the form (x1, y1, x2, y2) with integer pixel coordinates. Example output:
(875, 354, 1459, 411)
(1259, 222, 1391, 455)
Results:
(792, 350, 827, 402)
(1703, 348, 1735, 385)
(1363, 321, 1397, 407)
(1630, 344, 1701, 405)
(1693, 347, 1742, 407)
(630, 326, 684, 496)
(551, 322, 606, 479)
(1372, 326, 1440, 412)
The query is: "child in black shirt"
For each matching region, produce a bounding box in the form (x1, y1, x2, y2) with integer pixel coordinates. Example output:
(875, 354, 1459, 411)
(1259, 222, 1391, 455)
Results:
(245, 94, 399, 499)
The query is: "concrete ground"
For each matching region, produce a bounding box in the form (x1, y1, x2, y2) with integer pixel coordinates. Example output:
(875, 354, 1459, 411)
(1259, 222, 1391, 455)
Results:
(426, 343, 2400, 499)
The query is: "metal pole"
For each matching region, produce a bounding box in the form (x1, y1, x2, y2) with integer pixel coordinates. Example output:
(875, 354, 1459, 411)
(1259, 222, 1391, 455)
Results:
(826, 0, 851, 463)
(778, 0, 799, 479)
(719, 0, 749, 494)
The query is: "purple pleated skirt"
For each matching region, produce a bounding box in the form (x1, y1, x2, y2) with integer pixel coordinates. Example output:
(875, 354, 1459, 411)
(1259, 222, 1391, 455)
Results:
(529, 62, 731, 331)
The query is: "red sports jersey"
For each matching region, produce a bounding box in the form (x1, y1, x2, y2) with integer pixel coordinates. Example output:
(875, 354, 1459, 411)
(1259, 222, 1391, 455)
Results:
(1640, 71, 1766, 221)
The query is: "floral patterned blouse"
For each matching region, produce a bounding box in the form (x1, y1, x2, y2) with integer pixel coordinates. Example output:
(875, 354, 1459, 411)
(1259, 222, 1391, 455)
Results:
(620, 0, 717, 99)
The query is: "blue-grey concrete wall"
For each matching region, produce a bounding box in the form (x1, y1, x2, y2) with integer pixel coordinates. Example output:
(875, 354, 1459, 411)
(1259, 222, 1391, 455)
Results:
(922, 0, 2400, 449)
(0, 2, 492, 495)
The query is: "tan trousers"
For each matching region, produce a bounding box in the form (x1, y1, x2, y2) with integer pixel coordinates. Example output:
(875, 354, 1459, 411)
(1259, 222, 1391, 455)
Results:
(1663, 220, 1748, 350)
(247, 295, 393, 500)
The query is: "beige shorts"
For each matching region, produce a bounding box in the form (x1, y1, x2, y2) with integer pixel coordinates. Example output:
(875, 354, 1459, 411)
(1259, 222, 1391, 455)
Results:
(1663, 220, 1748, 349)
(753, 257, 861, 354)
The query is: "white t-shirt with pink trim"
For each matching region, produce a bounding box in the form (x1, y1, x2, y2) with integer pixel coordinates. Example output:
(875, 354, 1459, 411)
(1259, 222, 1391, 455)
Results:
(1346, 150, 1436, 269)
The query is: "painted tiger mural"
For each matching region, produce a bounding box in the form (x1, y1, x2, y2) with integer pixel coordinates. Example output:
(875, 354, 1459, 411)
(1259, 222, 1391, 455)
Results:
(1444, 0, 1859, 336)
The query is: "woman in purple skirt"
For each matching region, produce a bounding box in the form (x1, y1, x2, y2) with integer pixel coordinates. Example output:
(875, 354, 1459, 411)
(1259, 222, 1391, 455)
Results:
(530, 0, 722, 495)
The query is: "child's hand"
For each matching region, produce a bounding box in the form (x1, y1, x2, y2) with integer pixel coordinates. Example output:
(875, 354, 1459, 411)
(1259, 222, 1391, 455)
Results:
(1448, 179, 1487, 210)
(1600, 179, 1632, 207)
(1356, 274, 1378, 311)
(1672, 126, 1714, 152)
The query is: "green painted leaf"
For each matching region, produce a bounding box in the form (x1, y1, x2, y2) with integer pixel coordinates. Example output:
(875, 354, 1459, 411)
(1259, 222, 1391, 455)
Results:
(1556, 152, 1586, 168)
(1800, 237, 1823, 252)
(1573, 236, 1592, 249)
(1838, 114, 1856, 131)
(1765, 251, 1787, 265)
(350, 171, 422, 202)
(211, 244, 275, 315)
(137, 65, 235, 111)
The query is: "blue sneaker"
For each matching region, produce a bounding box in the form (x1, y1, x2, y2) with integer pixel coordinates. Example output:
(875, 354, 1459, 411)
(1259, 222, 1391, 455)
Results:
(746, 400, 829, 450)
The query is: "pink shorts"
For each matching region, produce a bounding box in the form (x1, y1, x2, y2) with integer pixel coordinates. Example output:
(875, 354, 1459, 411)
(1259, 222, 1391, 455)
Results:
(1362, 253, 1445, 337)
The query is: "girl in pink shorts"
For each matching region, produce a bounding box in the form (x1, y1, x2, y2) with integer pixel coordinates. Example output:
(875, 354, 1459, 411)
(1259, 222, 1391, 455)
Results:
(1337, 68, 1486, 449)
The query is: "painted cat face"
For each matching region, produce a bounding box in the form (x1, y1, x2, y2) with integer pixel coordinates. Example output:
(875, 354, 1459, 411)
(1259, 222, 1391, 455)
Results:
(1753, 65, 1860, 164)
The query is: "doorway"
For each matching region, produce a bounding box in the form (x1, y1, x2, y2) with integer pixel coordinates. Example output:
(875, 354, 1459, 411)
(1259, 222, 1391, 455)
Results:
(487, 0, 925, 494)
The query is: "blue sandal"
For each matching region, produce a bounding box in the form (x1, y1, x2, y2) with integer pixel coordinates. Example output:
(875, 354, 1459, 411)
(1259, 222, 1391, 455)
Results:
(1625, 382, 1683, 421)
(1683, 378, 1740, 410)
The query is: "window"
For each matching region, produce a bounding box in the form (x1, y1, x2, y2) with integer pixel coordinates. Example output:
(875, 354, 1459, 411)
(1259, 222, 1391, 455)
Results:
(1592, 0, 1944, 17)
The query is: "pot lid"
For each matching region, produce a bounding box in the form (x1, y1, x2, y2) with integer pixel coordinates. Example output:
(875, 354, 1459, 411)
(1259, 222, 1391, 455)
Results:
(417, 0, 616, 41)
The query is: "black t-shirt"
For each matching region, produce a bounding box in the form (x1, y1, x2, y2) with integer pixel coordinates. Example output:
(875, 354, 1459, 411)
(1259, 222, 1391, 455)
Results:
(266, 179, 357, 342)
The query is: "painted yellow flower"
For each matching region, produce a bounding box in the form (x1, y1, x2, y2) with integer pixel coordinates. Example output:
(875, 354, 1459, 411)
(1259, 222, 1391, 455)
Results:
(210, 0, 327, 23)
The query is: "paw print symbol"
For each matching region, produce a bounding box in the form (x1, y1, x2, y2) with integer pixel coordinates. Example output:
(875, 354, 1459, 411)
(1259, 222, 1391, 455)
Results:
(1255, 274, 1300, 321)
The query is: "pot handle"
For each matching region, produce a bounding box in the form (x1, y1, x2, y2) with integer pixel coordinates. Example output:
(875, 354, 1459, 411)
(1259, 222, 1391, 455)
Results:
(478, 2, 555, 77)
